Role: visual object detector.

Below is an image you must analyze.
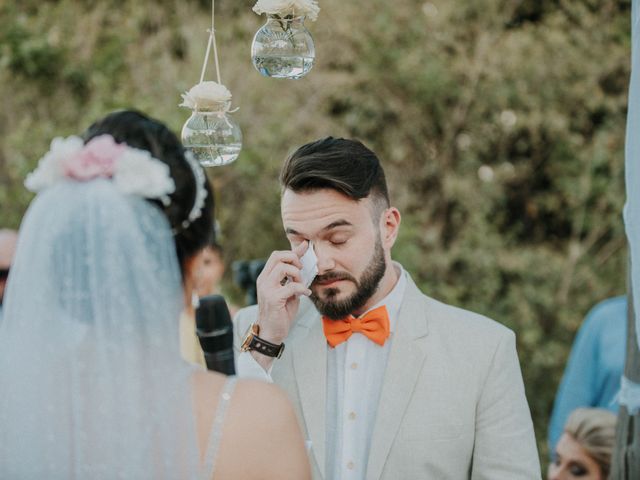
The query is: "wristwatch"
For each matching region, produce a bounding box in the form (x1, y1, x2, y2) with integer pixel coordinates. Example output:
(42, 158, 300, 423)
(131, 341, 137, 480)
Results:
(240, 323, 285, 359)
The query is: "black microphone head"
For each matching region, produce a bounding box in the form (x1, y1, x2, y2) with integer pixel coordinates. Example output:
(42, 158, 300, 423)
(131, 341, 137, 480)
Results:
(195, 295, 236, 375)
(195, 294, 234, 351)
(196, 294, 232, 332)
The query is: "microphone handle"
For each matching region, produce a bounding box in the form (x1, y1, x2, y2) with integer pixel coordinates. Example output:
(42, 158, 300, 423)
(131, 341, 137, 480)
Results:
(203, 350, 236, 376)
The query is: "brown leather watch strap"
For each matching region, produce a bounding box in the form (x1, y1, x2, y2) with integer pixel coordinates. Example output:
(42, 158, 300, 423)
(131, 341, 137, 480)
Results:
(248, 334, 285, 358)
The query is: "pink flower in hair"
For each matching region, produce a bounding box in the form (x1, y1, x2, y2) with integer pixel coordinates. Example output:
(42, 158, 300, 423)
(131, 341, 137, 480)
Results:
(61, 135, 125, 181)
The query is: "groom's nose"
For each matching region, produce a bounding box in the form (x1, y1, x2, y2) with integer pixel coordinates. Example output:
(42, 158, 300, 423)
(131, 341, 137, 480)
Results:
(314, 242, 335, 274)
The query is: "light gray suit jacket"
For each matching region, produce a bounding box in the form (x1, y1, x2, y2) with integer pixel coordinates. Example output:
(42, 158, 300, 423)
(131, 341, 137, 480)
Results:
(234, 274, 541, 479)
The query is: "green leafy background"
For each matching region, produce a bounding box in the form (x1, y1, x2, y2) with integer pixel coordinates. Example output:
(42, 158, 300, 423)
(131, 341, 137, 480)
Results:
(0, 0, 631, 466)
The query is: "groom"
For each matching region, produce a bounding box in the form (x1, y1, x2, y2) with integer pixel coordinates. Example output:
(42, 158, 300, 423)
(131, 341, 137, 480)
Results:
(234, 137, 541, 479)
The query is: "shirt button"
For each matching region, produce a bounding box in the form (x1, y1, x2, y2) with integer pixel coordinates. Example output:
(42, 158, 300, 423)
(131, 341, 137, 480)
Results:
(348, 411, 356, 420)
(350, 362, 358, 370)
(347, 461, 355, 470)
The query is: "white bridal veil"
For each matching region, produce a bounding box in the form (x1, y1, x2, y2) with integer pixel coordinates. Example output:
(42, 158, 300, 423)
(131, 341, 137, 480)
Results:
(0, 180, 200, 478)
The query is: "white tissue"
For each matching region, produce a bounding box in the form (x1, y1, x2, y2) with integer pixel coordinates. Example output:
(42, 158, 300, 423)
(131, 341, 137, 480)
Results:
(300, 242, 318, 288)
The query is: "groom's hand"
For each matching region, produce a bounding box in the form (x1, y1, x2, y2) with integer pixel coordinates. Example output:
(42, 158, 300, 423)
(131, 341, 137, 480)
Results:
(254, 241, 311, 358)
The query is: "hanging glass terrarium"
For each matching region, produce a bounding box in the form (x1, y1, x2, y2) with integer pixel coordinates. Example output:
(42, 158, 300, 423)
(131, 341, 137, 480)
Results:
(180, 82, 242, 167)
(179, 0, 242, 167)
(251, 0, 319, 79)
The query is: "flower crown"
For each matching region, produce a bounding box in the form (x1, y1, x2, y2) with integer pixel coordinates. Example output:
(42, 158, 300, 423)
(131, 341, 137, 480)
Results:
(25, 134, 208, 231)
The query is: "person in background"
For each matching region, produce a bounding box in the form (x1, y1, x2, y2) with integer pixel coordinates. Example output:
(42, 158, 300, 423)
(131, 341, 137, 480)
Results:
(180, 230, 234, 367)
(179, 292, 207, 367)
(0, 229, 18, 322)
(548, 295, 627, 453)
(548, 407, 617, 480)
(194, 230, 238, 316)
(195, 236, 226, 298)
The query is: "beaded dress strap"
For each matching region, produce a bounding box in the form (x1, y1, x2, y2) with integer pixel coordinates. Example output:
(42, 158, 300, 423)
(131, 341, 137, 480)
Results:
(202, 376, 237, 479)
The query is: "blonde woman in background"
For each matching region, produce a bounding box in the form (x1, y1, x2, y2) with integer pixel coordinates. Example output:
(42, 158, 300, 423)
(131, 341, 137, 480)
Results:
(548, 407, 617, 480)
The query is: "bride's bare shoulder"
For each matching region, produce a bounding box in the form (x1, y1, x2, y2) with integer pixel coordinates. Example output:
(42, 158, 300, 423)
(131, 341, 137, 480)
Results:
(192, 371, 310, 480)
(191, 370, 290, 413)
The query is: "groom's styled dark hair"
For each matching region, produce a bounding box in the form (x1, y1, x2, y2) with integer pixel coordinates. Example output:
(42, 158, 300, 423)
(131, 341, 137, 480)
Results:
(280, 137, 390, 216)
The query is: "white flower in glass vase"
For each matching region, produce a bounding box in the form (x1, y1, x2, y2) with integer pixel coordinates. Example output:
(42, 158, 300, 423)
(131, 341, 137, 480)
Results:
(251, 0, 318, 79)
(179, 81, 233, 111)
(179, 81, 242, 167)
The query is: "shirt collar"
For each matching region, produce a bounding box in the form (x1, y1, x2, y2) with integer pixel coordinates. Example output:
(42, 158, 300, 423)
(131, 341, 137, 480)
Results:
(356, 262, 406, 333)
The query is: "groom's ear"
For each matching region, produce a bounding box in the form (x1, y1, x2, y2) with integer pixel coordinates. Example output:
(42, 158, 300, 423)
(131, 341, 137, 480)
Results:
(380, 206, 401, 250)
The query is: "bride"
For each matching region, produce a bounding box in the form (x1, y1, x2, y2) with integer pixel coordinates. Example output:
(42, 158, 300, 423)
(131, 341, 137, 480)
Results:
(0, 110, 311, 479)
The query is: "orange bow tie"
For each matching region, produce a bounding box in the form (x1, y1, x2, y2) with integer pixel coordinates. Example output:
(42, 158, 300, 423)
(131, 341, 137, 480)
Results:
(322, 305, 390, 348)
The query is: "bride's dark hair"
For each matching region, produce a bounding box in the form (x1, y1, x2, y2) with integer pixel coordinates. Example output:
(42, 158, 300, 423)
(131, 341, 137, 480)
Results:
(82, 110, 214, 276)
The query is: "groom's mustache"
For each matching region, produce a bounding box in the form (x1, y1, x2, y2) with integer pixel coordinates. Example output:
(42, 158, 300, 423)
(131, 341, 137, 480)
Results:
(312, 271, 357, 286)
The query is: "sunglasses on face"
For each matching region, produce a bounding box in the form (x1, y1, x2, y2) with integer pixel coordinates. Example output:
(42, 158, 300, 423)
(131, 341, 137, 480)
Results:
(0, 269, 10, 280)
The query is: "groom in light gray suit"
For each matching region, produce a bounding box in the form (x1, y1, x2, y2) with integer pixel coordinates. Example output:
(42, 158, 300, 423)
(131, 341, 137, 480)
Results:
(234, 137, 541, 479)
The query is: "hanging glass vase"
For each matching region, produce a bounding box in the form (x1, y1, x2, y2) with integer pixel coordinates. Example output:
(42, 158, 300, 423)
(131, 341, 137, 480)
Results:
(181, 101, 242, 167)
(251, 15, 315, 79)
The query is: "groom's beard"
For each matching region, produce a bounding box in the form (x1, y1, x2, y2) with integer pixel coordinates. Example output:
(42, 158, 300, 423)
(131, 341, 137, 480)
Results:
(310, 237, 386, 320)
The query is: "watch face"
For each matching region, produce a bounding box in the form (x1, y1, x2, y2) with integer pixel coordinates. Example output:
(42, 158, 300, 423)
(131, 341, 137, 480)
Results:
(240, 325, 254, 351)
(241, 323, 260, 351)
(240, 323, 285, 357)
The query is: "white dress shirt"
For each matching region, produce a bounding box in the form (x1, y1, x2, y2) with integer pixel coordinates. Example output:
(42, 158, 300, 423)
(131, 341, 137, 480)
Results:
(237, 266, 407, 480)
(325, 268, 406, 480)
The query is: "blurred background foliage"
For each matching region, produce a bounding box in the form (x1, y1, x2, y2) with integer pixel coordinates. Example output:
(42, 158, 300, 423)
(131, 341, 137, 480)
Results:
(0, 0, 631, 465)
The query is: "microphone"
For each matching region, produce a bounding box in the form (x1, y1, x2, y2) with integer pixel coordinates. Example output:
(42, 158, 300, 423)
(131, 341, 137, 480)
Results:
(195, 294, 236, 375)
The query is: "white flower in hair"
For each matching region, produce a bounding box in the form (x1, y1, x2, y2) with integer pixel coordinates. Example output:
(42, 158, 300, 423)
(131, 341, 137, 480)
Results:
(114, 149, 175, 205)
(252, 0, 320, 21)
(25, 136, 84, 192)
(179, 81, 232, 111)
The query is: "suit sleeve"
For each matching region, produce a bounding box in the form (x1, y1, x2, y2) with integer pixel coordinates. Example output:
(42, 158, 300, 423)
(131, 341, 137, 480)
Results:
(471, 330, 542, 480)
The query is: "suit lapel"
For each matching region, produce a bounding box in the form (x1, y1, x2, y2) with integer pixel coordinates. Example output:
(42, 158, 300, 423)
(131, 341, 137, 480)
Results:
(366, 279, 429, 480)
(292, 311, 327, 478)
